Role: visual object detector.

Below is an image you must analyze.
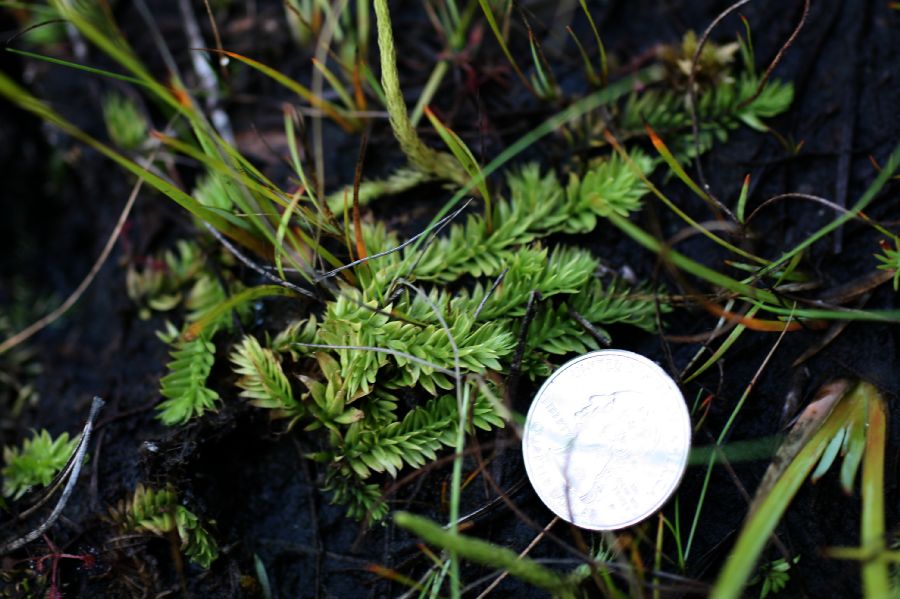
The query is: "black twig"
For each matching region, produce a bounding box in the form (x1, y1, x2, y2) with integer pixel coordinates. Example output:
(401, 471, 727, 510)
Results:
(507, 291, 541, 404)
(317, 199, 473, 283)
(204, 223, 319, 300)
(567, 307, 612, 347)
(736, 0, 811, 110)
(473, 268, 509, 321)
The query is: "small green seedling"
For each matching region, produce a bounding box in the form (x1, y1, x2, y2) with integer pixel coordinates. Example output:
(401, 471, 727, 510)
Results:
(2, 429, 79, 501)
(750, 556, 800, 598)
(102, 93, 148, 151)
(874, 239, 900, 291)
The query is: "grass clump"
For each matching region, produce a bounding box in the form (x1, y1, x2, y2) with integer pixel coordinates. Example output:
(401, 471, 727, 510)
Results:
(157, 337, 220, 426)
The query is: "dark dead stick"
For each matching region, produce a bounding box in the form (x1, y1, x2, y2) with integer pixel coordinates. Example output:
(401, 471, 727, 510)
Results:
(473, 268, 510, 321)
(318, 199, 472, 283)
(736, 0, 811, 110)
(0, 396, 105, 555)
(832, 0, 867, 253)
(567, 307, 612, 348)
(507, 291, 541, 404)
(686, 0, 753, 213)
(204, 223, 319, 300)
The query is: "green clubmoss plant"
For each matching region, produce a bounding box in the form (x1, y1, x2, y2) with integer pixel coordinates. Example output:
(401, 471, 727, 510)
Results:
(2, 430, 79, 502)
(112, 484, 218, 569)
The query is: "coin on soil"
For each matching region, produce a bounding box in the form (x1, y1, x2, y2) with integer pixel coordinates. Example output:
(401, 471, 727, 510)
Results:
(522, 350, 691, 530)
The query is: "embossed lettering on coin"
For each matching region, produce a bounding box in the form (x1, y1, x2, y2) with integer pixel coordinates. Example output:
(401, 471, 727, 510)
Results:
(522, 350, 691, 530)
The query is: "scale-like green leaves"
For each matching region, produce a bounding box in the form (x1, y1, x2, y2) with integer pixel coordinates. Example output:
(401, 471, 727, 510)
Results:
(114, 484, 219, 569)
(2, 430, 79, 501)
(621, 72, 793, 160)
(566, 150, 653, 219)
(157, 337, 220, 426)
(409, 155, 650, 284)
(102, 93, 147, 151)
(231, 335, 300, 416)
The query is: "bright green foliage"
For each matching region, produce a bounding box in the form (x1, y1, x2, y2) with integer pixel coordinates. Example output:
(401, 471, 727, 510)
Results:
(157, 337, 220, 425)
(620, 73, 793, 160)
(270, 317, 318, 359)
(230, 335, 301, 416)
(410, 154, 652, 283)
(619, 29, 793, 162)
(296, 352, 367, 429)
(733, 76, 794, 132)
(565, 151, 654, 218)
(133, 239, 254, 425)
(116, 484, 219, 568)
(2, 430, 78, 501)
(225, 156, 665, 519)
(875, 241, 900, 290)
(524, 279, 663, 376)
(184, 273, 233, 329)
(325, 475, 389, 521)
(193, 172, 237, 212)
(750, 556, 799, 599)
(318, 389, 505, 521)
(337, 393, 503, 479)
(102, 93, 148, 151)
(457, 246, 598, 321)
(126, 240, 225, 320)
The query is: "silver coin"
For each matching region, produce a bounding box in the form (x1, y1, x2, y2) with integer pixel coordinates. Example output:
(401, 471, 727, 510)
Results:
(522, 350, 691, 530)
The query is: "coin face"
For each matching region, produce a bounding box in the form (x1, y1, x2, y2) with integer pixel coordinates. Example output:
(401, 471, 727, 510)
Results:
(522, 350, 691, 530)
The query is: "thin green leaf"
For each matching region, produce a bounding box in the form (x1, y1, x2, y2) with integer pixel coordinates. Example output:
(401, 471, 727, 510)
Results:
(424, 107, 493, 231)
(393, 511, 578, 599)
(860, 384, 889, 598)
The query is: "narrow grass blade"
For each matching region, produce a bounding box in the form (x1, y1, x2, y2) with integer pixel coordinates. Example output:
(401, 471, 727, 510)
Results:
(710, 382, 855, 599)
(393, 511, 578, 599)
(476, 0, 533, 93)
(216, 49, 357, 132)
(527, 31, 554, 99)
(183, 285, 299, 341)
(736, 174, 751, 224)
(0, 72, 269, 257)
(607, 213, 777, 303)
(840, 403, 866, 494)
(645, 122, 714, 206)
(860, 384, 889, 599)
(683, 304, 759, 382)
(566, 26, 599, 87)
(810, 426, 844, 483)
(756, 141, 900, 279)
(312, 57, 356, 112)
(5, 48, 148, 87)
(577, 0, 607, 84)
(424, 107, 492, 231)
(606, 129, 762, 263)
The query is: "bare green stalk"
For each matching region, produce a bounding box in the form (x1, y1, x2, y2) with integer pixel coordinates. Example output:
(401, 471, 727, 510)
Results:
(372, 0, 466, 185)
(393, 511, 578, 599)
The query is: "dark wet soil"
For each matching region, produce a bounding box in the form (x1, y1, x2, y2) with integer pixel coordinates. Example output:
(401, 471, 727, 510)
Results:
(2, 0, 899, 597)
